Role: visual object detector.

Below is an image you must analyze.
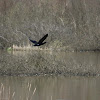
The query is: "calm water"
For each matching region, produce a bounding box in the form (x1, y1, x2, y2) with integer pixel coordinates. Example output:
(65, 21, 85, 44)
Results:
(0, 76, 100, 100)
(0, 50, 100, 100)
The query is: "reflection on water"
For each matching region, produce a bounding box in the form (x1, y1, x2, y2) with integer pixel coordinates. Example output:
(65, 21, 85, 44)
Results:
(0, 50, 100, 76)
(0, 76, 100, 100)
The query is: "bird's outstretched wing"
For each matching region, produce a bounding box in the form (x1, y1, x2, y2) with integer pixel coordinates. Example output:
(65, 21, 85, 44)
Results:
(29, 38, 38, 45)
(38, 34, 48, 44)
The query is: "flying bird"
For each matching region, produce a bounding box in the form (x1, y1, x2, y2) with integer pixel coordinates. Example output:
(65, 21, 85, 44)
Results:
(29, 34, 48, 46)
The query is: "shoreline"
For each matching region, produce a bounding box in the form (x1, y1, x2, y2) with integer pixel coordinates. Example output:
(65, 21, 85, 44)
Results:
(5, 44, 100, 52)
(0, 70, 98, 77)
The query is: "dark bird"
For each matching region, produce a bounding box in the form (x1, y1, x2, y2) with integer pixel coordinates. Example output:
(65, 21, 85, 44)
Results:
(29, 34, 48, 46)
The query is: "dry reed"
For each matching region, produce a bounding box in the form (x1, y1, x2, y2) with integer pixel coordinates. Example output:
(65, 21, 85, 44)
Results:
(12, 44, 53, 51)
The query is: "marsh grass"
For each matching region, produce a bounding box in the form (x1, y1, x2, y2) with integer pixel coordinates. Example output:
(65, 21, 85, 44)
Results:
(12, 44, 57, 51)
(12, 39, 66, 51)
(0, 0, 100, 51)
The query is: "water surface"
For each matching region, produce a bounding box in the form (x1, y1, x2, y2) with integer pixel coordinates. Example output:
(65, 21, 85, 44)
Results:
(0, 76, 100, 100)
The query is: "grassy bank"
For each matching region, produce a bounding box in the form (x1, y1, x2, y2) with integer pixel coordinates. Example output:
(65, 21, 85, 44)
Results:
(0, 51, 100, 77)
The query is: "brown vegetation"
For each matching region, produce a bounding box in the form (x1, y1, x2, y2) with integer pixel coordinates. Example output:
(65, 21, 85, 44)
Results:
(0, 0, 100, 51)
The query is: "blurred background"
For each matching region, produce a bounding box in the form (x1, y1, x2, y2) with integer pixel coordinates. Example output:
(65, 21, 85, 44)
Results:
(0, 0, 100, 51)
